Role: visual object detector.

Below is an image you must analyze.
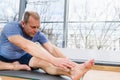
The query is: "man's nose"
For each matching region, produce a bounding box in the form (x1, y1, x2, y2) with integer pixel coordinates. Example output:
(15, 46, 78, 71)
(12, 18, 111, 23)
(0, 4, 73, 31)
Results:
(34, 28, 38, 32)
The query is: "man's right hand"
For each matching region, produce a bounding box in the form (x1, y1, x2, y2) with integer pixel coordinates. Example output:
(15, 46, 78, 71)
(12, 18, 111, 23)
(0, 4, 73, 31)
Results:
(52, 58, 76, 72)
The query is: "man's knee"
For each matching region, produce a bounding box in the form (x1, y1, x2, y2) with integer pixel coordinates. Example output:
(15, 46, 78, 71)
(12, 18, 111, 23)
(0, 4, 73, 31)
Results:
(29, 57, 38, 67)
(29, 57, 58, 74)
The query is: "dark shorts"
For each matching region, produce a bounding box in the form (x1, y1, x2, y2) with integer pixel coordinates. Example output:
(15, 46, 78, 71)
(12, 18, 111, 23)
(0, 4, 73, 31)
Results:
(0, 54, 32, 65)
(0, 54, 39, 70)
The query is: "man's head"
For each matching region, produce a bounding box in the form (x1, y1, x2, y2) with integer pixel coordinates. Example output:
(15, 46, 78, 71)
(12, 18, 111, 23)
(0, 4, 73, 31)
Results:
(21, 11, 40, 37)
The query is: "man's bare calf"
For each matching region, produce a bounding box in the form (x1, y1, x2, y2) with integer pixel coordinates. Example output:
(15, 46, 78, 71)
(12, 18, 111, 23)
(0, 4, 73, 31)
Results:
(29, 57, 94, 80)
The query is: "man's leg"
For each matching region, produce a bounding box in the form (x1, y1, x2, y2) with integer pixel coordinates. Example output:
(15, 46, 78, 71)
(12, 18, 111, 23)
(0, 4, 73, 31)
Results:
(0, 61, 31, 70)
(29, 57, 94, 80)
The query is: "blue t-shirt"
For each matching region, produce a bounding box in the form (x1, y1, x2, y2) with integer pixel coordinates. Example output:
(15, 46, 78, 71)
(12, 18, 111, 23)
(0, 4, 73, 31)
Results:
(0, 22, 48, 59)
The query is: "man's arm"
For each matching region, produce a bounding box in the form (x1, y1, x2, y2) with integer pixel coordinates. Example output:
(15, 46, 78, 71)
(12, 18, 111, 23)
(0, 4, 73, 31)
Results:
(8, 35, 56, 62)
(8, 35, 74, 71)
(42, 42, 67, 58)
(42, 42, 76, 70)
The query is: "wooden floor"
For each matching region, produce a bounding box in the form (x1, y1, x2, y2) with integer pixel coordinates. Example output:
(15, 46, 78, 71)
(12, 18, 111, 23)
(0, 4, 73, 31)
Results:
(92, 65, 120, 72)
(82, 64, 120, 80)
(83, 70, 120, 80)
(0, 76, 28, 80)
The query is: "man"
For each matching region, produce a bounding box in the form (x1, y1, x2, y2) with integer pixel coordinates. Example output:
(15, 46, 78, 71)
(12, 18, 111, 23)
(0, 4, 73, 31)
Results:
(0, 11, 94, 80)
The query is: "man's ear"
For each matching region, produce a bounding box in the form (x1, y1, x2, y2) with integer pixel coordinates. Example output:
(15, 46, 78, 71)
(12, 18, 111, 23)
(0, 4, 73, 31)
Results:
(21, 21, 25, 28)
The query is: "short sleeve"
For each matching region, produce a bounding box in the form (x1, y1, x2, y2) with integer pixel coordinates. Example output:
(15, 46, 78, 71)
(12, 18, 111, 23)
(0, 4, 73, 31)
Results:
(3, 22, 21, 38)
(37, 31, 48, 44)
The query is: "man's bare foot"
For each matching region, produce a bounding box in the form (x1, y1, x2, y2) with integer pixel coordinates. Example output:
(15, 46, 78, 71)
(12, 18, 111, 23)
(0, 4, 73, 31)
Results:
(71, 59, 94, 80)
(12, 61, 31, 71)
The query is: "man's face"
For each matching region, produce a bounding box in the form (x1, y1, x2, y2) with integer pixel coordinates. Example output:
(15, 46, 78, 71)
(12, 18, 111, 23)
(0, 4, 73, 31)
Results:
(21, 16, 40, 37)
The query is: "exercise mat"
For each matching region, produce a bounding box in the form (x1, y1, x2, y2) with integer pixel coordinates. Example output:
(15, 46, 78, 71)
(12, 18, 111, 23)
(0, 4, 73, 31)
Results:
(0, 70, 70, 80)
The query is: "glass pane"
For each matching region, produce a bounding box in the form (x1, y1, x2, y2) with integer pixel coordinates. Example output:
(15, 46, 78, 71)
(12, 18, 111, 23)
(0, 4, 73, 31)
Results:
(41, 23, 63, 47)
(26, 0, 64, 22)
(0, 0, 20, 22)
(67, 22, 120, 50)
(68, 0, 120, 50)
(69, 0, 120, 21)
